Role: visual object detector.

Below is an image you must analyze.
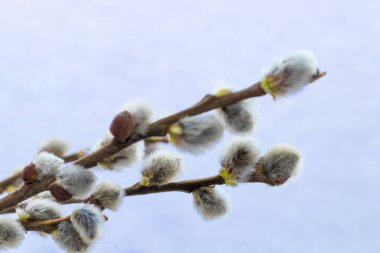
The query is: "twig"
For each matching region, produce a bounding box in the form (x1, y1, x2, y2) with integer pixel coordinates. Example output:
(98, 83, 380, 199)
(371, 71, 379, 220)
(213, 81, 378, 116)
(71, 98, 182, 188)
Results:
(125, 175, 226, 195)
(22, 216, 70, 233)
(0, 151, 86, 195)
(0, 82, 267, 211)
(75, 82, 266, 168)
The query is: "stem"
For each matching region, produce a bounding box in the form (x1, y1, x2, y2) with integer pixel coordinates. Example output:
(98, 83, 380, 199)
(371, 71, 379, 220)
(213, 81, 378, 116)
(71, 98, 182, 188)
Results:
(125, 175, 226, 196)
(22, 216, 70, 233)
(75, 82, 265, 168)
(0, 151, 86, 195)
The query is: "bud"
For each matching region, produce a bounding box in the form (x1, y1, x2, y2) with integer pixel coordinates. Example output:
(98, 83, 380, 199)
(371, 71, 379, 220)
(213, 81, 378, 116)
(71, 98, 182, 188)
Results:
(70, 204, 105, 243)
(110, 111, 134, 142)
(122, 100, 153, 134)
(94, 133, 142, 170)
(32, 152, 64, 180)
(214, 87, 255, 133)
(141, 150, 182, 186)
(256, 144, 302, 185)
(54, 164, 97, 199)
(22, 163, 38, 184)
(52, 221, 89, 252)
(261, 51, 323, 99)
(168, 115, 224, 154)
(219, 138, 260, 186)
(49, 183, 73, 201)
(0, 217, 25, 249)
(192, 187, 229, 220)
(39, 139, 69, 157)
(91, 180, 124, 211)
(16, 199, 62, 222)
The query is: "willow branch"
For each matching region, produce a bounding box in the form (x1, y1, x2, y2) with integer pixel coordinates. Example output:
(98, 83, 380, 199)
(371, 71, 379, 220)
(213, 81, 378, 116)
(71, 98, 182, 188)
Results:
(0, 172, 22, 194)
(125, 175, 226, 196)
(22, 216, 70, 233)
(18, 173, 271, 233)
(75, 82, 266, 168)
(0, 82, 268, 211)
(0, 151, 86, 195)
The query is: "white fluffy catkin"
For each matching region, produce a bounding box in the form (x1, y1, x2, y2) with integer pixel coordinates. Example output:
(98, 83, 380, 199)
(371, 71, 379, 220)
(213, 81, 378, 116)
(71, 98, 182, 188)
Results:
(259, 144, 302, 185)
(220, 138, 260, 185)
(16, 199, 63, 221)
(94, 132, 141, 170)
(141, 150, 182, 185)
(33, 152, 64, 179)
(261, 50, 319, 99)
(169, 114, 224, 153)
(70, 204, 105, 243)
(91, 180, 124, 211)
(214, 87, 255, 133)
(56, 164, 97, 198)
(219, 101, 255, 133)
(0, 217, 25, 249)
(122, 100, 153, 134)
(192, 187, 229, 220)
(53, 221, 89, 253)
(39, 139, 69, 157)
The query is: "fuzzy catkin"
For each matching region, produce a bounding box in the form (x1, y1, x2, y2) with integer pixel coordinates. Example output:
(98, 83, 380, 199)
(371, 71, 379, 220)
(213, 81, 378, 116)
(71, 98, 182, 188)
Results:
(170, 115, 224, 153)
(16, 199, 62, 221)
(193, 187, 229, 220)
(39, 139, 69, 157)
(53, 221, 89, 253)
(141, 150, 182, 185)
(0, 218, 25, 250)
(261, 50, 319, 98)
(260, 144, 301, 185)
(33, 152, 64, 179)
(56, 164, 97, 198)
(92, 180, 124, 211)
(70, 204, 105, 243)
(219, 101, 254, 133)
(220, 138, 260, 183)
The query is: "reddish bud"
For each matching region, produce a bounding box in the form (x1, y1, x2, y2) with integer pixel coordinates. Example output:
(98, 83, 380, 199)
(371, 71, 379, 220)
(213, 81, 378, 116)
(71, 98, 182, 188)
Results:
(22, 163, 38, 184)
(49, 182, 73, 201)
(110, 111, 134, 142)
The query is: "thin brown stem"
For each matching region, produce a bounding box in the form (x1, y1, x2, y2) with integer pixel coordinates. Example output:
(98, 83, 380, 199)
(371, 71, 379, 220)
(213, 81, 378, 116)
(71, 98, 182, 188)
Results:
(0, 151, 86, 195)
(22, 216, 70, 233)
(0, 172, 22, 194)
(125, 175, 226, 196)
(75, 82, 265, 168)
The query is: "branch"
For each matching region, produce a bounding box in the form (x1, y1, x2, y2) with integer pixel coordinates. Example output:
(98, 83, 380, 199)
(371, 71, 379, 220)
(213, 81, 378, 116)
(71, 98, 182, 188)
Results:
(0, 82, 266, 211)
(0, 151, 86, 195)
(22, 216, 70, 233)
(125, 175, 226, 196)
(75, 82, 265, 168)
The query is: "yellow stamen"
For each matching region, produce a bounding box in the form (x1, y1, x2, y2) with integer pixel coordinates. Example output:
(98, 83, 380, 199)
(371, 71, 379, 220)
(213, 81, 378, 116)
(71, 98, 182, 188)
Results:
(219, 167, 238, 187)
(5, 185, 17, 192)
(168, 123, 183, 144)
(260, 76, 278, 100)
(140, 176, 150, 186)
(52, 230, 59, 240)
(214, 88, 232, 97)
(18, 212, 30, 222)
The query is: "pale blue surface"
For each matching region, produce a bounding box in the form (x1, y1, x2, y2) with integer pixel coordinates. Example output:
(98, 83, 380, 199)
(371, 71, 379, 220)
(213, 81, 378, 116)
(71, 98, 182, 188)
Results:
(0, 1, 379, 252)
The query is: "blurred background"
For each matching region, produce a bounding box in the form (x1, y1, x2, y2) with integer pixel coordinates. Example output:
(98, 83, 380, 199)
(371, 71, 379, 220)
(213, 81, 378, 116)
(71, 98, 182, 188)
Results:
(0, 0, 378, 252)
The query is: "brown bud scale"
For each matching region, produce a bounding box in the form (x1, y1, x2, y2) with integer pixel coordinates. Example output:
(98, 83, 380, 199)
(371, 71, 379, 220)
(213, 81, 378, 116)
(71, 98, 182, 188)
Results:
(49, 182, 73, 201)
(110, 111, 134, 142)
(22, 163, 38, 184)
